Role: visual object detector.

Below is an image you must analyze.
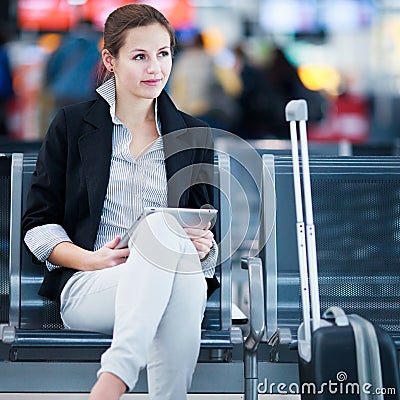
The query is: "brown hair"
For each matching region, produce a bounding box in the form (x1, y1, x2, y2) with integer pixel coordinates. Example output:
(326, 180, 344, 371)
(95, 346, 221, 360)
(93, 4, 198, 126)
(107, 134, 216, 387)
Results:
(99, 4, 176, 83)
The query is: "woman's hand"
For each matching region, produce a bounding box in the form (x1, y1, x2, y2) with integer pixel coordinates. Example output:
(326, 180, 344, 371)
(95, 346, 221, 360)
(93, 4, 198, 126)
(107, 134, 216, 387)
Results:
(183, 222, 214, 260)
(89, 237, 130, 271)
(48, 237, 130, 271)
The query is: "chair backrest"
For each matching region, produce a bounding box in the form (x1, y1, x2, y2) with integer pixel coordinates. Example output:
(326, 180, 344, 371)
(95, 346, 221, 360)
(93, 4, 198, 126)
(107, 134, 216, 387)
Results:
(8, 152, 232, 334)
(19, 154, 63, 329)
(261, 154, 400, 343)
(0, 139, 42, 154)
(0, 154, 11, 324)
(215, 137, 348, 264)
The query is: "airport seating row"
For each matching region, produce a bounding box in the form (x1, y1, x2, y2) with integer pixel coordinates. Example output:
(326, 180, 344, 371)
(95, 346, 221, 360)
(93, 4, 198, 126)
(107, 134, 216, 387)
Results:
(1, 139, 400, 395)
(260, 154, 400, 351)
(0, 151, 264, 398)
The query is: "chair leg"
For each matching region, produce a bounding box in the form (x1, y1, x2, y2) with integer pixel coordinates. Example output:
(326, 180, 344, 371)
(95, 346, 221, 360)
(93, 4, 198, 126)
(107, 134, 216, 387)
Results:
(244, 350, 258, 400)
(241, 256, 265, 400)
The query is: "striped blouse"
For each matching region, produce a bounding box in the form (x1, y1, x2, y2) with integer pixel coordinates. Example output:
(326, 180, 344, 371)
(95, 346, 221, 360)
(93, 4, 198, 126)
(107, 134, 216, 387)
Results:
(24, 78, 217, 277)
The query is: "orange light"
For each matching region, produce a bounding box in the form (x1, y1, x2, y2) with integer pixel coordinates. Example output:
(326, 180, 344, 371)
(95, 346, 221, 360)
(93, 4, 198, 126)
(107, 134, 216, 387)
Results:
(37, 34, 62, 54)
(201, 27, 225, 55)
(298, 65, 341, 95)
(139, 0, 194, 30)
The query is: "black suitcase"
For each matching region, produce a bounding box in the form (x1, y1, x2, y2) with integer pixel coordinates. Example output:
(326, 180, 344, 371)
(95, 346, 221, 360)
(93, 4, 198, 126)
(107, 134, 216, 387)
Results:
(286, 100, 400, 400)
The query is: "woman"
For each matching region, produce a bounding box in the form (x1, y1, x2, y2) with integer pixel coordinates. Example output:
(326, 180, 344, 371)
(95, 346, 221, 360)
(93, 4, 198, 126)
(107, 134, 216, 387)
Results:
(22, 4, 219, 400)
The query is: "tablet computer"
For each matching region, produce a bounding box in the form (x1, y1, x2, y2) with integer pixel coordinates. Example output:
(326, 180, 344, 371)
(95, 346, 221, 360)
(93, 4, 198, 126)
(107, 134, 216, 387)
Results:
(115, 207, 218, 249)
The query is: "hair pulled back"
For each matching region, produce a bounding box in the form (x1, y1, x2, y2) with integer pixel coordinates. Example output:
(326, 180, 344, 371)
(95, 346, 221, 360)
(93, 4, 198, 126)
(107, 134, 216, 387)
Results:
(100, 4, 176, 83)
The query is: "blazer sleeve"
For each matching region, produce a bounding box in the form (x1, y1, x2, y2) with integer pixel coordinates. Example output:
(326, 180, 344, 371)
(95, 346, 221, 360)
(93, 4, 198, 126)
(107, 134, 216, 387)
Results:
(22, 109, 69, 238)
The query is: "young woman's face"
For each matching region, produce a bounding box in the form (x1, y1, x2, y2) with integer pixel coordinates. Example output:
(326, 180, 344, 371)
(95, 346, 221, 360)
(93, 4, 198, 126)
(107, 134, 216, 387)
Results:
(110, 23, 172, 100)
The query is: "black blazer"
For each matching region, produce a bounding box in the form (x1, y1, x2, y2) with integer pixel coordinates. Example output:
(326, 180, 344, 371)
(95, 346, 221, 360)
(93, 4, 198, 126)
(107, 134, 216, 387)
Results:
(22, 90, 219, 302)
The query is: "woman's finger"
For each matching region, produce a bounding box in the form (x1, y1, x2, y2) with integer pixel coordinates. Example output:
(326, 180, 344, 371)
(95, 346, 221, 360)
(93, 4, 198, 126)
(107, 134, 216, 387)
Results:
(183, 227, 213, 239)
(105, 236, 121, 249)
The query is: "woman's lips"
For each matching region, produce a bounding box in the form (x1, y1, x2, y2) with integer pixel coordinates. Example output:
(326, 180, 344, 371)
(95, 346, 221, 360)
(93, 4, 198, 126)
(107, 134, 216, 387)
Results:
(142, 79, 161, 86)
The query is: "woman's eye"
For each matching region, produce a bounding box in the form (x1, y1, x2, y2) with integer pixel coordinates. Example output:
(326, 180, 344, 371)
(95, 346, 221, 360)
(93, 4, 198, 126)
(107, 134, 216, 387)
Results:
(134, 54, 145, 60)
(159, 51, 170, 57)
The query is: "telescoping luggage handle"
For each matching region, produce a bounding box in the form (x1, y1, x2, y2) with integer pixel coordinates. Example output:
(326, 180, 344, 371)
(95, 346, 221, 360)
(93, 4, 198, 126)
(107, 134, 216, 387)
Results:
(285, 100, 321, 346)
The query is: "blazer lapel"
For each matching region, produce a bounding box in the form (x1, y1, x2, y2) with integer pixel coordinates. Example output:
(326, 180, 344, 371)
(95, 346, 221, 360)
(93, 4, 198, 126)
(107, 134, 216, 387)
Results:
(76, 91, 197, 232)
(158, 91, 195, 207)
(78, 97, 113, 234)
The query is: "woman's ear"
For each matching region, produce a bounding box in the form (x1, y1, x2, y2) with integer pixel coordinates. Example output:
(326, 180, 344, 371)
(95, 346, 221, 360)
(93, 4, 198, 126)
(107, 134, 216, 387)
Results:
(102, 49, 115, 72)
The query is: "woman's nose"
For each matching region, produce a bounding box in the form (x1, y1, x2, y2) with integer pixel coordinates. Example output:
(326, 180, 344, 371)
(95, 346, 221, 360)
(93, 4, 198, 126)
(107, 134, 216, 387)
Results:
(147, 56, 161, 74)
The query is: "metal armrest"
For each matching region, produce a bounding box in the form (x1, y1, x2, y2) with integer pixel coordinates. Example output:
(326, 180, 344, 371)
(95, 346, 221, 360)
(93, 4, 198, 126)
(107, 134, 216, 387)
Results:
(241, 256, 265, 352)
(9, 153, 23, 329)
(241, 256, 265, 400)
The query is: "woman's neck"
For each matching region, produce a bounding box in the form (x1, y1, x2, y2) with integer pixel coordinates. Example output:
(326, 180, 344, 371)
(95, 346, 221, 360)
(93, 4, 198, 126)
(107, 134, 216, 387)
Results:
(115, 95, 155, 128)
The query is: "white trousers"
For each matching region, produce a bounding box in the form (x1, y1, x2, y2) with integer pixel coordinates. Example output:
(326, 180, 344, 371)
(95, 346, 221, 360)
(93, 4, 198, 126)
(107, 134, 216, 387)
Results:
(60, 213, 207, 399)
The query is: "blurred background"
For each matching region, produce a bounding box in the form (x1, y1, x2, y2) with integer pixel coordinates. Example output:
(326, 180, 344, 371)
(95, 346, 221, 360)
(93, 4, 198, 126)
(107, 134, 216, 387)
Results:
(2, 0, 400, 318)
(0, 0, 399, 147)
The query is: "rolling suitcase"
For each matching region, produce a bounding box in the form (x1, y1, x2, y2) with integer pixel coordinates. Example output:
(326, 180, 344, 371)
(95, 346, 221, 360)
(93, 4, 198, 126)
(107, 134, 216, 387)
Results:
(286, 100, 400, 400)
